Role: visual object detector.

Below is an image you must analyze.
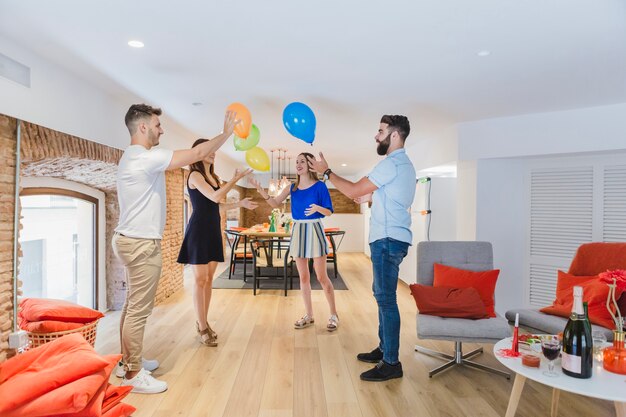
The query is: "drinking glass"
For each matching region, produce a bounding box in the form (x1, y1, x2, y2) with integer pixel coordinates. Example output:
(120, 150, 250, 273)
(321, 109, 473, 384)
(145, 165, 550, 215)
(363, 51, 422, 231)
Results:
(592, 330, 607, 362)
(541, 335, 561, 377)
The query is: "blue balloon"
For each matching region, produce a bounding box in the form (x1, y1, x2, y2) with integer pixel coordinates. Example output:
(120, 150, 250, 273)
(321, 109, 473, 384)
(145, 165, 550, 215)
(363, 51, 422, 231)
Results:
(282, 102, 316, 144)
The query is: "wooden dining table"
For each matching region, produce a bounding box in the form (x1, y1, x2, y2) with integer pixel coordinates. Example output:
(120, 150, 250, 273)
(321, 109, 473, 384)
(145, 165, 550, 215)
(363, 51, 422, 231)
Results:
(231, 225, 344, 280)
(238, 226, 292, 279)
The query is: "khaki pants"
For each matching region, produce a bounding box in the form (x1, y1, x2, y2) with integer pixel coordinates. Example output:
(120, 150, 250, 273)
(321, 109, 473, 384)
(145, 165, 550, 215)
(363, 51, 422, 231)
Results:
(112, 233, 162, 371)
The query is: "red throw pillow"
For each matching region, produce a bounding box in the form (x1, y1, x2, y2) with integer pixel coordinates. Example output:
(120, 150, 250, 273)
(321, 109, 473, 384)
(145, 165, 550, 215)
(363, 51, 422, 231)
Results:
(0, 333, 112, 413)
(102, 402, 136, 417)
(19, 319, 87, 333)
(409, 284, 489, 319)
(19, 298, 104, 324)
(540, 270, 622, 330)
(432, 264, 499, 318)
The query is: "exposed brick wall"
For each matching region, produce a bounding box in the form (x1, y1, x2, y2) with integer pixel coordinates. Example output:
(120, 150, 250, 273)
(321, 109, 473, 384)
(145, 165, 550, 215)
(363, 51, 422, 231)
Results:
(0, 115, 186, 360)
(155, 170, 184, 305)
(239, 186, 358, 227)
(0, 115, 17, 361)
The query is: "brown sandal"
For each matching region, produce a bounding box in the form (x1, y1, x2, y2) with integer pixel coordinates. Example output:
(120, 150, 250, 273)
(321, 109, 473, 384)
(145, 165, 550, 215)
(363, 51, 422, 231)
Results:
(199, 328, 218, 346)
(206, 322, 217, 339)
(196, 322, 218, 345)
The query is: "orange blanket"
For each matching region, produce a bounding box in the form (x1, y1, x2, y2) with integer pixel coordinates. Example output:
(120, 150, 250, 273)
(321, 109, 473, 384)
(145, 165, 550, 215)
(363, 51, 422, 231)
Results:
(0, 333, 112, 413)
(102, 402, 137, 417)
(3, 355, 120, 417)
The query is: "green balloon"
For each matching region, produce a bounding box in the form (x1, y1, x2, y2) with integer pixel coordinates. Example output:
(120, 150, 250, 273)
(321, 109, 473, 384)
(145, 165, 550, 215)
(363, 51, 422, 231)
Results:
(234, 124, 260, 151)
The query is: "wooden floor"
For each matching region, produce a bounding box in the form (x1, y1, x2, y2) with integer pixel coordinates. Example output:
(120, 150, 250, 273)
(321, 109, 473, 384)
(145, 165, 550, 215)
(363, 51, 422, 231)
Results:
(96, 253, 615, 417)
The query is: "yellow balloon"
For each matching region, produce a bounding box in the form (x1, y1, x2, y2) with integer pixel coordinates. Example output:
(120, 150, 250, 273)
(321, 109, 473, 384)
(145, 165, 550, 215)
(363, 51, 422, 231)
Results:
(245, 147, 270, 171)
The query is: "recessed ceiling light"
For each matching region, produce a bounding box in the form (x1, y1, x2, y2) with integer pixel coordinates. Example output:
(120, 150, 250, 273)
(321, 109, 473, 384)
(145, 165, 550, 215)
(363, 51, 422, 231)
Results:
(128, 40, 144, 48)
(192, 102, 203, 106)
(477, 50, 491, 57)
(341, 163, 347, 167)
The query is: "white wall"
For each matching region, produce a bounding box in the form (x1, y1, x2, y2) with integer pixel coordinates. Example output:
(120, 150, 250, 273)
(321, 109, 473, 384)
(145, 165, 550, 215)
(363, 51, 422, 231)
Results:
(399, 177, 458, 285)
(320, 214, 363, 253)
(473, 159, 526, 316)
(20, 177, 107, 312)
(456, 160, 477, 240)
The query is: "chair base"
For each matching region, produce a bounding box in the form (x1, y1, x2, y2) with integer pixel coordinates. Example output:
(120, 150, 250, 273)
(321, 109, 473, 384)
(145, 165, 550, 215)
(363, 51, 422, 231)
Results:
(415, 341, 510, 379)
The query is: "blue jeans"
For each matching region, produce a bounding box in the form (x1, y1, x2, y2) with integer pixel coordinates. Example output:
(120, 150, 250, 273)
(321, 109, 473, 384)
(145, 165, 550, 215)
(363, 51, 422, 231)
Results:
(370, 238, 409, 365)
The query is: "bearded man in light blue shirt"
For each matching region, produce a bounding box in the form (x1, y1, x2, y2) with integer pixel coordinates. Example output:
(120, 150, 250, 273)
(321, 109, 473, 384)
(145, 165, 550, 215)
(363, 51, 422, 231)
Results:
(307, 115, 416, 382)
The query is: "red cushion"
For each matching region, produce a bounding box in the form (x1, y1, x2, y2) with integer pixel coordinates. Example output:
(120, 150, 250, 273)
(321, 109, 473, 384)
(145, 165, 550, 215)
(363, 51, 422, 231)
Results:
(19, 298, 104, 324)
(102, 385, 133, 414)
(0, 333, 112, 414)
(540, 270, 622, 330)
(432, 263, 500, 318)
(19, 319, 87, 333)
(409, 284, 489, 319)
(102, 402, 137, 417)
(3, 354, 120, 417)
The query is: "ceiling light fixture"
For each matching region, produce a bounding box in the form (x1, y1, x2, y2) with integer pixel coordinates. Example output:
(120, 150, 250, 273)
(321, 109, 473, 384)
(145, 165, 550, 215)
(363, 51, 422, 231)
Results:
(341, 163, 347, 167)
(192, 102, 203, 106)
(477, 50, 491, 57)
(128, 40, 144, 48)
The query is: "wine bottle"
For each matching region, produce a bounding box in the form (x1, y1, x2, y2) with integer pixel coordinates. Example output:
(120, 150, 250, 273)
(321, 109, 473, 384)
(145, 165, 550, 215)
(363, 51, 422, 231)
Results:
(561, 286, 593, 378)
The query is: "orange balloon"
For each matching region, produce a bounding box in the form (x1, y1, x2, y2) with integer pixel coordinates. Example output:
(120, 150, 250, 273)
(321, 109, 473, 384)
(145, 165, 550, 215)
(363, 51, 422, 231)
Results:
(227, 102, 252, 138)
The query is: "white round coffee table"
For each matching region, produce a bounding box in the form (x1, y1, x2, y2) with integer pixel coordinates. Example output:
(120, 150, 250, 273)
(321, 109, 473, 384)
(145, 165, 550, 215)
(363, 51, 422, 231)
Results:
(494, 337, 626, 417)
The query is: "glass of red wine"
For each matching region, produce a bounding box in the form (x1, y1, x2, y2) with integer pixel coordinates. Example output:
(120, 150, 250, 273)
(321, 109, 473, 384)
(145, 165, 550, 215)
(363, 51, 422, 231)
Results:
(541, 335, 561, 377)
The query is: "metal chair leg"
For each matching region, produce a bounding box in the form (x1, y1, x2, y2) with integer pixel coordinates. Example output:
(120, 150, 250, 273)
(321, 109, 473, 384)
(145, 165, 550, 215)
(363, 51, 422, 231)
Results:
(415, 342, 510, 379)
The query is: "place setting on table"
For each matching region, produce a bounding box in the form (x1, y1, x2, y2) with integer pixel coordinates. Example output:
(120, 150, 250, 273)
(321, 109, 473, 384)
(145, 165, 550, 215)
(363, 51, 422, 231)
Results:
(495, 268, 626, 417)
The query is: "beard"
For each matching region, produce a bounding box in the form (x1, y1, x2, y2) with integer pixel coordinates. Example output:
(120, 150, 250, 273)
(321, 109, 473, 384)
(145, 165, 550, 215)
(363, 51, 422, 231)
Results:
(376, 133, 391, 155)
(148, 128, 160, 146)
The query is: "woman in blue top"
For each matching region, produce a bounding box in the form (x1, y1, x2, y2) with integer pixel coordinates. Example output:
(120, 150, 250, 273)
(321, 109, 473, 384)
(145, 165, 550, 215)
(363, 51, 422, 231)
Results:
(250, 152, 339, 331)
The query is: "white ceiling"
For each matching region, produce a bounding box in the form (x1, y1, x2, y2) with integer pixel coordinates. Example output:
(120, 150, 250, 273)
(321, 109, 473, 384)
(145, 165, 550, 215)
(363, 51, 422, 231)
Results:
(1, 0, 625, 175)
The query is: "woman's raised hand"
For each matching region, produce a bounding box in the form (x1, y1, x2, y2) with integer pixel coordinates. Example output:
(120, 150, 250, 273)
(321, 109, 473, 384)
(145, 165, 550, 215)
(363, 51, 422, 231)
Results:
(223, 110, 238, 137)
(232, 168, 253, 182)
(239, 197, 258, 210)
(248, 177, 262, 190)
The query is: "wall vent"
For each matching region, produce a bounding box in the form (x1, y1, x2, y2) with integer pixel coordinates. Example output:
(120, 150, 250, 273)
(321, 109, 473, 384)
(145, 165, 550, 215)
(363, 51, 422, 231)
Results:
(0, 52, 31, 88)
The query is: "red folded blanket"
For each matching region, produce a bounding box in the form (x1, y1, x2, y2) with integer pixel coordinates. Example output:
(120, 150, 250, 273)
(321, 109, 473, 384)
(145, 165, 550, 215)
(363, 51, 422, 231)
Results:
(102, 385, 134, 414)
(102, 402, 137, 417)
(2, 354, 121, 417)
(0, 333, 112, 413)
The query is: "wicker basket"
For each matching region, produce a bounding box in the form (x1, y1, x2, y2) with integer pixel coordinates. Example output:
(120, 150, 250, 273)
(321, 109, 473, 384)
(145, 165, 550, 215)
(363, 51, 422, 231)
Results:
(27, 319, 100, 349)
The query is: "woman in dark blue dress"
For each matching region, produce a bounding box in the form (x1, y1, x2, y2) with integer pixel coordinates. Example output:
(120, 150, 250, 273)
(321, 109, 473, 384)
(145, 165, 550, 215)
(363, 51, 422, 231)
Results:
(177, 139, 256, 346)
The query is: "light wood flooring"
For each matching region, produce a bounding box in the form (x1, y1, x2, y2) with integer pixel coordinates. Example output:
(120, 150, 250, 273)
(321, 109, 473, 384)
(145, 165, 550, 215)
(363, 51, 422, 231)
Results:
(96, 253, 615, 417)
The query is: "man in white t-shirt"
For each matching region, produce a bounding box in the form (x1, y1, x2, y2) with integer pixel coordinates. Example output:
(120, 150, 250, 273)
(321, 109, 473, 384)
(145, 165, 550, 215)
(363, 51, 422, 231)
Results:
(112, 104, 236, 394)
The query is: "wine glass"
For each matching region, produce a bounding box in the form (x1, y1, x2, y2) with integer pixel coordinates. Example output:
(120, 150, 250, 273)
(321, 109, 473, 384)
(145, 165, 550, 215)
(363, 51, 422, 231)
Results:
(592, 330, 607, 362)
(541, 335, 561, 377)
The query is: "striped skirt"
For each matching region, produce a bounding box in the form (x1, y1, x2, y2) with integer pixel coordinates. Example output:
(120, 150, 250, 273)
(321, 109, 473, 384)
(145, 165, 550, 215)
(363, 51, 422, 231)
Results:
(289, 219, 329, 259)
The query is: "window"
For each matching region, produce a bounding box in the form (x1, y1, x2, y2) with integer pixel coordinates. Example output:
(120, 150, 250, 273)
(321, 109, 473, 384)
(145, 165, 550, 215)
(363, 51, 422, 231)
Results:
(19, 188, 98, 309)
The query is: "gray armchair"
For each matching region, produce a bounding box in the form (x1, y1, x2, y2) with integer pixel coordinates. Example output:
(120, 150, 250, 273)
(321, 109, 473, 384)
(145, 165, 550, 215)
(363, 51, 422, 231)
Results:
(415, 241, 511, 378)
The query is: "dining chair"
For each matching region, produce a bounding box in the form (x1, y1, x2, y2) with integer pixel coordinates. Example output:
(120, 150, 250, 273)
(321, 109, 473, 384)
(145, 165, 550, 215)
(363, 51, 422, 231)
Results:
(224, 229, 252, 281)
(325, 229, 345, 279)
(249, 238, 294, 296)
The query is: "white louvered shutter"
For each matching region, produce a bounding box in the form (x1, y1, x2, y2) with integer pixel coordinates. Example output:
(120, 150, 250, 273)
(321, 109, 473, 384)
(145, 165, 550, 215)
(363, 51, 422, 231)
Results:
(603, 165, 626, 242)
(528, 168, 594, 307)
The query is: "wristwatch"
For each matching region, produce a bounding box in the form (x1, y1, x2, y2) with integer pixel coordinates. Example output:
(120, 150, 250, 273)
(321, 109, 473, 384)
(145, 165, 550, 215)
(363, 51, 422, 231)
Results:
(323, 168, 333, 181)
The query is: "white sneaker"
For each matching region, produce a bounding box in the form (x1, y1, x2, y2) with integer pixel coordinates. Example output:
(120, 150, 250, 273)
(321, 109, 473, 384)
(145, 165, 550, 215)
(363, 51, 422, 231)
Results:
(114, 358, 160, 378)
(120, 368, 168, 394)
